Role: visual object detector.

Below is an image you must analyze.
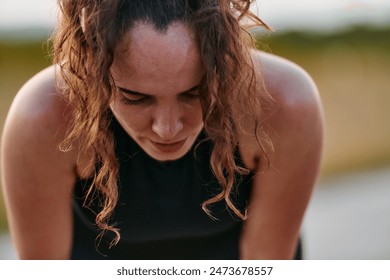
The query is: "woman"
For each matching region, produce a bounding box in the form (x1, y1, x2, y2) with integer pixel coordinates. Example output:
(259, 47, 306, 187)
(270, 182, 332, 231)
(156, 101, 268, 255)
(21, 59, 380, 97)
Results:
(1, 0, 323, 259)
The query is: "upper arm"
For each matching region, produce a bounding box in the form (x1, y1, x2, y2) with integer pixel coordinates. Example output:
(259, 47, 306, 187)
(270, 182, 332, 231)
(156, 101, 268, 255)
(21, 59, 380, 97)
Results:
(239, 52, 324, 259)
(1, 66, 77, 259)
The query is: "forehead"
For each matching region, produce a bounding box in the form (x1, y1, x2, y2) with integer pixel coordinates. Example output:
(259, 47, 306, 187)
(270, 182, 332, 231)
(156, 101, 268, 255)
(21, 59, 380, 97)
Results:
(112, 22, 202, 88)
(128, 21, 195, 54)
(111, 22, 202, 93)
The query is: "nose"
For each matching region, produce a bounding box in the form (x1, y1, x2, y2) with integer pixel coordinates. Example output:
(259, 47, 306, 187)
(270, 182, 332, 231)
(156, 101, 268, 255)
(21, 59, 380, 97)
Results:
(152, 105, 183, 141)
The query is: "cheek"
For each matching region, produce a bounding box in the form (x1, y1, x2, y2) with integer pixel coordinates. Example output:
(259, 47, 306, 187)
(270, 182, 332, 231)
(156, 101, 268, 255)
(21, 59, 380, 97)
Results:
(110, 99, 151, 133)
(183, 102, 203, 127)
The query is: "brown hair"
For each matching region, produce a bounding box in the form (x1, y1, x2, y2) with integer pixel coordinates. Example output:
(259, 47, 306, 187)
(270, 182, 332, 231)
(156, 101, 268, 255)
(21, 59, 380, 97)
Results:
(53, 0, 273, 246)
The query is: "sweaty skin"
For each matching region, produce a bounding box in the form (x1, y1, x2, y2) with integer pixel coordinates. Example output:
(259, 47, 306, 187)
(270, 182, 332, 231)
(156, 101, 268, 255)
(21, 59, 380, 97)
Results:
(110, 22, 204, 162)
(1, 22, 323, 259)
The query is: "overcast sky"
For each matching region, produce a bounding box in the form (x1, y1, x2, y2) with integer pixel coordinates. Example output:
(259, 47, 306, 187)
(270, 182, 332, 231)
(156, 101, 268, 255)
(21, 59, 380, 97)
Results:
(0, 0, 389, 32)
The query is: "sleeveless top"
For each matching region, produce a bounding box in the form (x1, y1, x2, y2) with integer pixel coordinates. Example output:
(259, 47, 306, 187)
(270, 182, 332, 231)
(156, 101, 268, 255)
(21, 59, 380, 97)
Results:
(71, 116, 301, 259)
(71, 116, 253, 259)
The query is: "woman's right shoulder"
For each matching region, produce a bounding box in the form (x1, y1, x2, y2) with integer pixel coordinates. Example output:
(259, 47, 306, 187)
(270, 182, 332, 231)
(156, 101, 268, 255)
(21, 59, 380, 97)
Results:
(6, 65, 70, 131)
(1, 67, 80, 259)
(1, 65, 78, 170)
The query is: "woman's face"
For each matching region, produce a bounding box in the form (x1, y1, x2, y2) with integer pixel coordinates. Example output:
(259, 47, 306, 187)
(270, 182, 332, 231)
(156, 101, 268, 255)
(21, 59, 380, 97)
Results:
(110, 22, 204, 161)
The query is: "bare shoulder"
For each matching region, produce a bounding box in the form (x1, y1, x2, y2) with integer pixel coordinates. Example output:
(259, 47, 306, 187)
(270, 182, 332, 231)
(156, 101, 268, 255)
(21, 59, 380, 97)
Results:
(1, 66, 78, 258)
(255, 50, 322, 111)
(1, 65, 78, 175)
(240, 50, 324, 170)
(239, 52, 325, 259)
(259, 50, 324, 137)
(5, 65, 69, 135)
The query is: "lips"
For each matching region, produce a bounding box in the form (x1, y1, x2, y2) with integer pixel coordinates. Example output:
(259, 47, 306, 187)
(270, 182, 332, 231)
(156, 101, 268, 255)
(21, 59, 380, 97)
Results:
(150, 139, 186, 153)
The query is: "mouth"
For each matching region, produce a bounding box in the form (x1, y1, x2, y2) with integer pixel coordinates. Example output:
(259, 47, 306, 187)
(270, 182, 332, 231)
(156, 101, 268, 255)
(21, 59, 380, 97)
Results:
(150, 139, 187, 153)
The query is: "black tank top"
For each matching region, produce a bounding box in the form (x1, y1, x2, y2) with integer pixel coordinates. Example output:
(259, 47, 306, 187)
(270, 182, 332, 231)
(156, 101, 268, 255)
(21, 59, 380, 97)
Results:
(71, 115, 253, 259)
(71, 116, 302, 259)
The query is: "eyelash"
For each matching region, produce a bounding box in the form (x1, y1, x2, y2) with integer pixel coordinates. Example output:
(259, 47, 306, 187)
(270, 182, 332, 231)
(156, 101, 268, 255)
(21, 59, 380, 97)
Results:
(181, 93, 199, 101)
(120, 96, 147, 105)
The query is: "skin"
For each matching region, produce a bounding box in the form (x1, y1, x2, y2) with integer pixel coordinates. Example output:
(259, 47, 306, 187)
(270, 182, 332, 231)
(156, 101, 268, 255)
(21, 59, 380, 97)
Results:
(110, 23, 204, 161)
(239, 52, 323, 259)
(0, 22, 323, 259)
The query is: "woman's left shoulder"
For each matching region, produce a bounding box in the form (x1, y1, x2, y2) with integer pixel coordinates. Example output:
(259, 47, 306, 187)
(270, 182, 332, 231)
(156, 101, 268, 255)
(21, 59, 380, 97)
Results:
(239, 50, 324, 170)
(254, 50, 322, 111)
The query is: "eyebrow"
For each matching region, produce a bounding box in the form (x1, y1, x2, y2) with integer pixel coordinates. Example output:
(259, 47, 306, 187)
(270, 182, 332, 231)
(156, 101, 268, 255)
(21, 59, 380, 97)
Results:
(117, 84, 200, 97)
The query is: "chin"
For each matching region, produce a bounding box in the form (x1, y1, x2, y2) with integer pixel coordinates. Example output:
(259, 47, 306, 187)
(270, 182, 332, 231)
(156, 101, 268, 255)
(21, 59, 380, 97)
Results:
(145, 139, 191, 162)
(154, 146, 190, 161)
(146, 149, 188, 162)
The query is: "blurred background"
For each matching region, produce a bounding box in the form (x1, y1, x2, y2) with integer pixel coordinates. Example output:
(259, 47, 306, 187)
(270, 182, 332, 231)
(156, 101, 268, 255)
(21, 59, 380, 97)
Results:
(0, 0, 389, 259)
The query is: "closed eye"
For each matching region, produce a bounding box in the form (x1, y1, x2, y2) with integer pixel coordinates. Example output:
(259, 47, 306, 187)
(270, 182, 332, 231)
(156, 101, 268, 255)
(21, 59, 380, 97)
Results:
(180, 91, 199, 101)
(179, 86, 200, 101)
(116, 85, 200, 105)
(117, 87, 150, 105)
(120, 96, 148, 105)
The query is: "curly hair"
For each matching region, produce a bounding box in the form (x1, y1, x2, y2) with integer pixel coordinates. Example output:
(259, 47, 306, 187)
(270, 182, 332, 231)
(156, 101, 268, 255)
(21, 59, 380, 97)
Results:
(52, 0, 273, 246)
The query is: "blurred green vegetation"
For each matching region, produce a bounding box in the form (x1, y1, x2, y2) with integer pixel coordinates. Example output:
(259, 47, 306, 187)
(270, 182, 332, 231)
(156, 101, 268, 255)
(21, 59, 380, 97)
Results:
(0, 40, 53, 130)
(1, 26, 390, 232)
(256, 26, 390, 176)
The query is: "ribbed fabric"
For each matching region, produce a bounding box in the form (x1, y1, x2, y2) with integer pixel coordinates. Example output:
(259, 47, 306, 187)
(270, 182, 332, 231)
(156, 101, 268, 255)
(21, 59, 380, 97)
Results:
(71, 115, 301, 259)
